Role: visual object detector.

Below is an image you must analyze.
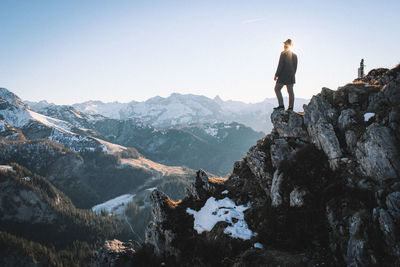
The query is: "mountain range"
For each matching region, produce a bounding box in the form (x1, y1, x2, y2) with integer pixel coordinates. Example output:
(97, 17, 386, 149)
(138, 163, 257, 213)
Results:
(27, 93, 309, 133)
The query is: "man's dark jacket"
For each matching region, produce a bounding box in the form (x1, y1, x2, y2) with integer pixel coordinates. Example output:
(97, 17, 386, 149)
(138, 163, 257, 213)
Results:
(275, 50, 298, 85)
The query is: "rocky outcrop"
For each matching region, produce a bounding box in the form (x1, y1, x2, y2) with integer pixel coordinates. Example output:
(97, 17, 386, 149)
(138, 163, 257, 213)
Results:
(355, 123, 400, 181)
(133, 66, 400, 266)
(271, 110, 308, 138)
(145, 190, 178, 257)
(92, 239, 136, 267)
(185, 169, 218, 200)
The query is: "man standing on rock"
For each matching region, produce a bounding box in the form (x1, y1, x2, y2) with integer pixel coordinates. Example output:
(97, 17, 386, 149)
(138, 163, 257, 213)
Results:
(274, 39, 298, 111)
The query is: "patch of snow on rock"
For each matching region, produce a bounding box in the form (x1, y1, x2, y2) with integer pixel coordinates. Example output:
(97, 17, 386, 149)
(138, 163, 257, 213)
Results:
(186, 197, 255, 240)
(92, 194, 135, 215)
(204, 126, 218, 137)
(71, 109, 83, 119)
(146, 187, 157, 192)
(93, 138, 127, 154)
(364, 113, 375, 122)
(221, 190, 229, 195)
(0, 165, 15, 173)
(254, 242, 263, 249)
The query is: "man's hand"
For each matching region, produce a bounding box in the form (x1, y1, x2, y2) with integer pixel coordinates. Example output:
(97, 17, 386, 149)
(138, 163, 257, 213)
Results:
(274, 76, 278, 81)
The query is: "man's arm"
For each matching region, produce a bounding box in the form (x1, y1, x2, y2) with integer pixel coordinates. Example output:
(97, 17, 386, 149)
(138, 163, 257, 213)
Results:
(275, 52, 285, 79)
(293, 54, 298, 74)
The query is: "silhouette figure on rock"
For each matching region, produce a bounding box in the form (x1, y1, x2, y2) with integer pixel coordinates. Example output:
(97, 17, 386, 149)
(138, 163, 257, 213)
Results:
(274, 39, 298, 111)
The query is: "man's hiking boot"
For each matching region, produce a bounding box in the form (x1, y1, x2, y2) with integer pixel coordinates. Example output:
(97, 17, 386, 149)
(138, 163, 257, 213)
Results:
(273, 106, 284, 110)
(286, 107, 293, 112)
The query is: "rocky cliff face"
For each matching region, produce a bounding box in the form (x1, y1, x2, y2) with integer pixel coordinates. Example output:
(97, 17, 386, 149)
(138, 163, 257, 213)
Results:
(134, 66, 400, 266)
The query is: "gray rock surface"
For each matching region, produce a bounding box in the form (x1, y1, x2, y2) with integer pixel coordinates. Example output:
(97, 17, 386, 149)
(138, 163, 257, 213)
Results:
(145, 190, 177, 257)
(271, 170, 284, 207)
(304, 94, 342, 169)
(338, 109, 357, 131)
(355, 123, 400, 181)
(289, 187, 307, 207)
(271, 110, 307, 138)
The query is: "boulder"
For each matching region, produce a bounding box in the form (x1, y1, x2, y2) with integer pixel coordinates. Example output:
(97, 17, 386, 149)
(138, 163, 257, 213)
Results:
(270, 109, 308, 138)
(355, 123, 400, 182)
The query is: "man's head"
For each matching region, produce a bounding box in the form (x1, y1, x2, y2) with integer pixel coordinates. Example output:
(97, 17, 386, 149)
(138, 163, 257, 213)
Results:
(283, 39, 293, 50)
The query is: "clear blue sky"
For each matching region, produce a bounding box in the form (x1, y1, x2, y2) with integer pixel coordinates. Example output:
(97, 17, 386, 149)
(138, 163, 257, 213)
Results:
(1, 0, 399, 104)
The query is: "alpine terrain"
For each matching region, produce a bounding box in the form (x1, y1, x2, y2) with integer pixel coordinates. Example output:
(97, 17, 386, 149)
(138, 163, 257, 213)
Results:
(0, 85, 264, 265)
(94, 65, 400, 266)
(28, 94, 309, 133)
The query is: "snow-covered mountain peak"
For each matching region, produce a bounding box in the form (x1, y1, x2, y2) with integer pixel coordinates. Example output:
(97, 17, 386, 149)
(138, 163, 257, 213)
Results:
(70, 93, 309, 132)
(25, 99, 55, 110)
(72, 100, 129, 118)
(0, 87, 27, 109)
(213, 95, 223, 103)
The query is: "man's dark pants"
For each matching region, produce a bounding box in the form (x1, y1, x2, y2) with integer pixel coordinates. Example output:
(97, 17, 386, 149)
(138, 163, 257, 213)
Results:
(274, 83, 294, 109)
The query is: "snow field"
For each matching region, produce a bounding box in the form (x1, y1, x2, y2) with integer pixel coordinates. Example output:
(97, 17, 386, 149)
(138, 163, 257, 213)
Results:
(186, 197, 256, 240)
(92, 194, 135, 215)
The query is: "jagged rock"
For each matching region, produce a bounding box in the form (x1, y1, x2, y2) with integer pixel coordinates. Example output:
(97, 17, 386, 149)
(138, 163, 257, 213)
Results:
(338, 109, 357, 131)
(345, 238, 369, 266)
(289, 187, 307, 207)
(303, 94, 342, 169)
(270, 110, 308, 138)
(345, 130, 358, 152)
(386, 192, 400, 212)
(348, 91, 359, 104)
(304, 92, 338, 125)
(232, 249, 308, 267)
(345, 211, 375, 266)
(185, 169, 216, 200)
(270, 138, 290, 168)
(355, 123, 400, 182)
(377, 208, 400, 256)
(245, 137, 274, 193)
(92, 239, 135, 267)
(145, 190, 178, 257)
(271, 170, 284, 207)
(317, 122, 342, 169)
